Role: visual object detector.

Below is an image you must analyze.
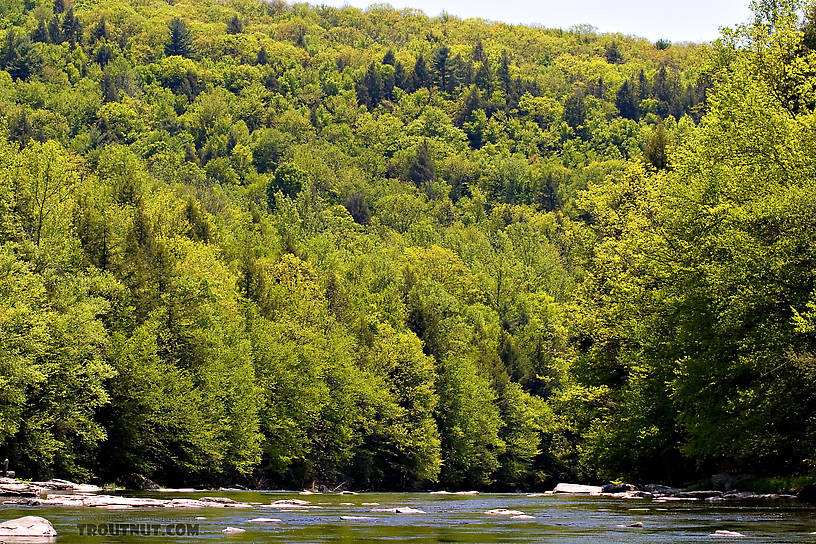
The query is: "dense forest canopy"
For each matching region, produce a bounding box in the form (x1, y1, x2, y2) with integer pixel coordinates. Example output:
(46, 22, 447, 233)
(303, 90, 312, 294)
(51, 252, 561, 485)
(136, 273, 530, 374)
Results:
(0, 0, 814, 490)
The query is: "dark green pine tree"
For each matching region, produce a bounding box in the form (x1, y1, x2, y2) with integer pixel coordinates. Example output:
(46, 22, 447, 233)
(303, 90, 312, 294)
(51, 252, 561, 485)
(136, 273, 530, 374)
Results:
(475, 55, 492, 91)
(498, 50, 511, 95)
(411, 53, 430, 91)
(407, 140, 435, 187)
(256, 46, 268, 65)
(91, 16, 110, 43)
(432, 45, 451, 90)
(615, 79, 639, 120)
(605, 41, 623, 63)
(472, 39, 486, 63)
(0, 29, 42, 80)
(165, 17, 193, 58)
(453, 54, 474, 88)
(394, 61, 406, 89)
(61, 8, 81, 45)
(383, 68, 396, 100)
(48, 16, 63, 45)
(454, 85, 482, 127)
(564, 91, 586, 130)
(356, 63, 383, 108)
(637, 69, 650, 101)
(592, 77, 605, 99)
(536, 174, 558, 212)
(31, 19, 50, 43)
(382, 49, 396, 66)
(10, 110, 32, 146)
(52, 0, 64, 14)
(343, 192, 371, 225)
(96, 43, 114, 68)
(226, 15, 243, 34)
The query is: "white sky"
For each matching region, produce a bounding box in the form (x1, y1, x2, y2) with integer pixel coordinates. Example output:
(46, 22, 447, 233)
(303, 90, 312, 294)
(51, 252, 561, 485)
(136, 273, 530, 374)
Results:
(317, 0, 754, 43)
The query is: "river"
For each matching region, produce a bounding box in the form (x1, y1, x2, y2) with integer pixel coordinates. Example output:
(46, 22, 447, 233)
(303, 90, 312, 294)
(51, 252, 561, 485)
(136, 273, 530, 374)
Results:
(2, 491, 815, 542)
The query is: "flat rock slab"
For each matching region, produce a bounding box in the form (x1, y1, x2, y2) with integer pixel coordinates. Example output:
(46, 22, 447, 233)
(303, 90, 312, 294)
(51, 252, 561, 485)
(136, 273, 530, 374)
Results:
(1, 477, 100, 497)
(553, 483, 603, 494)
(200, 496, 239, 504)
(248, 518, 281, 523)
(710, 530, 745, 537)
(26, 494, 251, 509)
(262, 503, 321, 509)
(674, 491, 722, 499)
(0, 516, 57, 537)
(485, 509, 526, 516)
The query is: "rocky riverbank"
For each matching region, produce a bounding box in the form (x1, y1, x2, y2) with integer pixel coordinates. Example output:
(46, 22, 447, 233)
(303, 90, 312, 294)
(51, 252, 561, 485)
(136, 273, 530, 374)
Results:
(0, 477, 101, 496)
(548, 481, 809, 503)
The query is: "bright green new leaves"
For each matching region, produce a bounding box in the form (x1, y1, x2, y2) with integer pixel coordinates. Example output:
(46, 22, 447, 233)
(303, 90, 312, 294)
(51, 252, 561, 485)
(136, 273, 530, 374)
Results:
(572, 0, 816, 480)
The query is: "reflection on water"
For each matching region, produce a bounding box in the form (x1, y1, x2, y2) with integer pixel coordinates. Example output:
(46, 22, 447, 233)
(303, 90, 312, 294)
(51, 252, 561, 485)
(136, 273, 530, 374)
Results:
(2, 491, 815, 543)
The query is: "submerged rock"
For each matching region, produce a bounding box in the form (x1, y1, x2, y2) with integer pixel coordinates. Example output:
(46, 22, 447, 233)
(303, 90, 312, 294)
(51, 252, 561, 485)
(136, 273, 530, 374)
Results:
(372, 507, 424, 514)
(273, 498, 311, 506)
(674, 491, 722, 500)
(710, 530, 745, 537)
(0, 516, 57, 538)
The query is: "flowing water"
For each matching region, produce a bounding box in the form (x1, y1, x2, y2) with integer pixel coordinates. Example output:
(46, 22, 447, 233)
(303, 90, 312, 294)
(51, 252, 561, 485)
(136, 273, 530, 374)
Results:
(2, 491, 815, 543)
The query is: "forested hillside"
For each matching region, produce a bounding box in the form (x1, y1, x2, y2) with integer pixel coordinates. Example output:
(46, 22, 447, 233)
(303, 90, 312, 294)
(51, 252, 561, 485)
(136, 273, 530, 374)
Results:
(0, 0, 814, 490)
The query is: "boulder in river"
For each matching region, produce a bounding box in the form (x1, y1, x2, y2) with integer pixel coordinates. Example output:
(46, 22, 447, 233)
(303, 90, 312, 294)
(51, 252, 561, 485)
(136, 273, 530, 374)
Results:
(797, 483, 816, 503)
(711, 474, 753, 491)
(119, 473, 159, 491)
(644, 484, 679, 495)
(553, 483, 603, 494)
(484, 509, 526, 516)
(222, 527, 245, 533)
(0, 516, 57, 538)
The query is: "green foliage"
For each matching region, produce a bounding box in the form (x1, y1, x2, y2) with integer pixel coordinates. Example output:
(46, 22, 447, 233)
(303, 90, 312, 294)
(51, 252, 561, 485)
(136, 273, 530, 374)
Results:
(1, 0, 804, 491)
